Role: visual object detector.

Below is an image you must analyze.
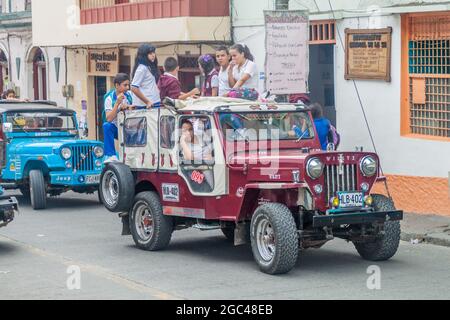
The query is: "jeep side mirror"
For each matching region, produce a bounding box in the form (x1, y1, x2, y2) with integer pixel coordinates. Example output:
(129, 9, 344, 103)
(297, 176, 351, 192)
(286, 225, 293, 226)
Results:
(2, 123, 12, 133)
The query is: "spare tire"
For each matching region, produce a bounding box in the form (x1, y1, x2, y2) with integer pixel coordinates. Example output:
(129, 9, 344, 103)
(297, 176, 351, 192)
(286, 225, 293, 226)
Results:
(99, 163, 135, 213)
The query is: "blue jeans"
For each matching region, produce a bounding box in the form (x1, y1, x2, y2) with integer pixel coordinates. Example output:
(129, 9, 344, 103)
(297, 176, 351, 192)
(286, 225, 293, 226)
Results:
(103, 122, 118, 157)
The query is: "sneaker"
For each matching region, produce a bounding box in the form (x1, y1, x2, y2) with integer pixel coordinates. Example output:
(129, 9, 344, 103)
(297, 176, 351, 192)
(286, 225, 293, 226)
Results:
(104, 155, 119, 164)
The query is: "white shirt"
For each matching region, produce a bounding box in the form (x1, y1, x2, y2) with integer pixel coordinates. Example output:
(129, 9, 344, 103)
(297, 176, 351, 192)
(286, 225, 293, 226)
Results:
(131, 64, 161, 106)
(218, 66, 231, 96)
(232, 59, 259, 90)
(104, 95, 126, 126)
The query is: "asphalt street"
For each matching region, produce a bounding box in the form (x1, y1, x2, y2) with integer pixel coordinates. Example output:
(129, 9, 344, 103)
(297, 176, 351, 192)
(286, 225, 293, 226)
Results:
(0, 191, 449, 300)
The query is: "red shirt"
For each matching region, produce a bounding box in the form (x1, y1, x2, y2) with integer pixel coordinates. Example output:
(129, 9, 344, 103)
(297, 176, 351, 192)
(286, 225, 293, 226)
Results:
(158, 73, 181, 100)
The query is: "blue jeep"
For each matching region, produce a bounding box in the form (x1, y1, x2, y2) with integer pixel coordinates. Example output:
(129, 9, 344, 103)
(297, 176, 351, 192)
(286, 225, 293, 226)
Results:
(0, 101, 104, 210)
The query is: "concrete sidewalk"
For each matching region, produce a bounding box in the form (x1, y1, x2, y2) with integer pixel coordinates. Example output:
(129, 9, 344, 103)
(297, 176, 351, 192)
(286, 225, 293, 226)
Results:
(402, 213, 450, 248)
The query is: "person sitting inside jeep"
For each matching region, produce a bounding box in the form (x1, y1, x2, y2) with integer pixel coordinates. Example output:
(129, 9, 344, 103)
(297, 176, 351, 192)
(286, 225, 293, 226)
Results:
(179, 119, 214, 192)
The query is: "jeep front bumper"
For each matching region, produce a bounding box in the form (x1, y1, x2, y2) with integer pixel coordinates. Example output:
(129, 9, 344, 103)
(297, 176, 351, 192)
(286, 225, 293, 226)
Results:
(0, 196, 19, 228)
(313, 210, 403, 228)
(49, 171, 101, 186)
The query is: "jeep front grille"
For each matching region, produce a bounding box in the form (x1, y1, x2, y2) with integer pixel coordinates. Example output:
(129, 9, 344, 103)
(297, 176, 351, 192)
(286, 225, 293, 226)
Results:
(324, 164, 358, 200)
(71, 145, 95, 172)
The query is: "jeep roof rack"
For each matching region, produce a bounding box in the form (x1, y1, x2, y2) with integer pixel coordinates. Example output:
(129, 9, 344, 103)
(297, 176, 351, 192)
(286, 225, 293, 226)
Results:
(166, 97, 308, 114)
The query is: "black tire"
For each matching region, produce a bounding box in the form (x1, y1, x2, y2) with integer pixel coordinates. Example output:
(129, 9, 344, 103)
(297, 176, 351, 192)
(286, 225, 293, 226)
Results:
(29, 170, 47, 210)
(129, 191, 173, 251)
(99, 162, 135, 213)
(354, 194, 401, 261)
(250, 203, 298, 275)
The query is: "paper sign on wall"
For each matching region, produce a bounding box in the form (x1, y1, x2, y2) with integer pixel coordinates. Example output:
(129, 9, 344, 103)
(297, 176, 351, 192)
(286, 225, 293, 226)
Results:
(264, 10, 309, 95)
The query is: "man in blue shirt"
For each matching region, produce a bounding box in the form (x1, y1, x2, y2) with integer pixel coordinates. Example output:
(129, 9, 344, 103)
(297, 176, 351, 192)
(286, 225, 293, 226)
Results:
(311, 103, 331, 150)
(103, 73, 133, 163)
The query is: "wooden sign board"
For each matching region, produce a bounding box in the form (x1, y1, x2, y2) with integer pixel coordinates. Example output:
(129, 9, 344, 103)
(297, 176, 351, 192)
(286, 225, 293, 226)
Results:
(88, 49, 119, 77)
(345, 28, 392, 82)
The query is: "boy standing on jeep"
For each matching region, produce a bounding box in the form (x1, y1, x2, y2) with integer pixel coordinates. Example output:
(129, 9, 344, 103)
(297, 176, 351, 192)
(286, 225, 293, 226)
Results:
(103, 73, 133, 163)
(158, 57, 200, 100)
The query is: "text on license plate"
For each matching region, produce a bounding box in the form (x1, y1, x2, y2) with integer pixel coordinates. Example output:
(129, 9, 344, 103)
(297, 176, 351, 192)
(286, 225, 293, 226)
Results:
(85, 175, 100, 184)
(338, 192, 363, 208)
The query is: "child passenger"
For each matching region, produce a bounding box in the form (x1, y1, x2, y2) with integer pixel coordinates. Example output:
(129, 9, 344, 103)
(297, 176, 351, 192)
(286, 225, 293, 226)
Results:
(198, 55, 219, 97)
(103, 73, 133, 163)
(215, 46, 232, 97)
(228, 44, 259, 91)
(131, 44, 161, 109)
(158, 57, 200, 100)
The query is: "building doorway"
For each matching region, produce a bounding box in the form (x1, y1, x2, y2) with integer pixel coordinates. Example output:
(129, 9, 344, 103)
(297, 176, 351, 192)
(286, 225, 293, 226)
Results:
(94, 76, 107, 141)
(178, 55, 200, 92)
(309, 44, 336, 126)
(0, 50, 8, 93)
(308, 20, 336, 126)
(31, 48, 47, 100)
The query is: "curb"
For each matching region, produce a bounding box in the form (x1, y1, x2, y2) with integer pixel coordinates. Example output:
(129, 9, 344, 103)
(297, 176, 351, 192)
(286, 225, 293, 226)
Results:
(401, 231, 450, 248)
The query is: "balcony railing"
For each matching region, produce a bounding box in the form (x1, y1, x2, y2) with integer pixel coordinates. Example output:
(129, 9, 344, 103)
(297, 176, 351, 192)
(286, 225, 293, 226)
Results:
(80, 0, 230, 25)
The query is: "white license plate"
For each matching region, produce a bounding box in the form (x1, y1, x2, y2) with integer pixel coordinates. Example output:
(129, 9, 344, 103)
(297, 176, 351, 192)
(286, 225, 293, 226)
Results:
(85, 175, 100, 184)
(338, 192, 363, 208)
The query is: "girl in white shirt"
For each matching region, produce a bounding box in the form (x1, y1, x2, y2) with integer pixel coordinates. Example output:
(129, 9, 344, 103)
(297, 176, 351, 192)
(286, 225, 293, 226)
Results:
(131, 44, 161, 109)
(228, 44, 259, 91)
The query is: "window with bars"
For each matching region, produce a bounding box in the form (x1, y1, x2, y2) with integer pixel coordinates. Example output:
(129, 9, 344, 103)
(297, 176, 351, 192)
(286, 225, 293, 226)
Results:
(403, 13, 450, 139)
(409, 40, 450, 74)
(309, 20, 336, 44)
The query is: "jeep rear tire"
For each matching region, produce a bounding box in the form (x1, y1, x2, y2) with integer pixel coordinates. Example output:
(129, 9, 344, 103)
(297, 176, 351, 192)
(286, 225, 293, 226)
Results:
(29, 170, 47, 210)
(250, 203, 298, 275)
(354, 194, 401, 261)
(99, 163, 135, 213)
(130, 191, 173, 251)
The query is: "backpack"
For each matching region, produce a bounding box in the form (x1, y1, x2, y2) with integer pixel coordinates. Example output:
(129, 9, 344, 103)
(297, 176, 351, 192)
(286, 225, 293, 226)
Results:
(227, 88, 259, 101)
(102, 90, 133, 124)
(328, 124, 341, 149)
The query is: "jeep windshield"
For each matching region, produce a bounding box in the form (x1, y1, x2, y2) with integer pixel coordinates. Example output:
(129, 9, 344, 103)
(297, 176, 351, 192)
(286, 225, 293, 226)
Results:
(219, 112, 315, 141)
(6, 111, 77, 133)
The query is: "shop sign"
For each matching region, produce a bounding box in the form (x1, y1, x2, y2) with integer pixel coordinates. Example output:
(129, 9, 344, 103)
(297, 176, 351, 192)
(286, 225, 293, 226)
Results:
(88, 49, 119, 77)
(345, 28, 392, 82)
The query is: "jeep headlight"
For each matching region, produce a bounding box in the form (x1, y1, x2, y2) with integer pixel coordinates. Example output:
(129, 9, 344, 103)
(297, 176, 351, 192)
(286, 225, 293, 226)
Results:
(360, 156, 378, 177)
(306, 157, 324, 179)
(93, 146, 104, 158)
(61, 147, 72, 160)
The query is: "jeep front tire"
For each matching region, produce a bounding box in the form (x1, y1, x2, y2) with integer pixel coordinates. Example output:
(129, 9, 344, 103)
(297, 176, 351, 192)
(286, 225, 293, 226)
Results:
(130, 191, 174, 251)
(354, 194, 401, 261)
(29, 170, 47, 210)
(99, 163, 135, 213)
(250, 203, 298, 275)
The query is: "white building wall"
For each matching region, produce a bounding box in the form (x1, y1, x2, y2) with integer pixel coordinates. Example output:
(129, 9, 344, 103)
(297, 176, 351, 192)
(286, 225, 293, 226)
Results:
(233, 0, 450, 178)
(0, 0, 66, 106)
(334, 15, 450, 178)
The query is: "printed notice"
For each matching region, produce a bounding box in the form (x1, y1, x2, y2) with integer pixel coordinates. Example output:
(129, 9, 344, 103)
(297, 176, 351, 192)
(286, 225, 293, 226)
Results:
(345, 28, 392, 82)
(265, 11, 309, 94)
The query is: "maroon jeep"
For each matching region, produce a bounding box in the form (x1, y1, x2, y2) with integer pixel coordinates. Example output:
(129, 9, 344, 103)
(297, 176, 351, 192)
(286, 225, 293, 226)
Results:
(99, 98, 403, 275)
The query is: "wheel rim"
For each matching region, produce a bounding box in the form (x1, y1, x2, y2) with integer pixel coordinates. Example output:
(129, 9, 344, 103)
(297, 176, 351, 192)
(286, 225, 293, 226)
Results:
(134, 200, 154, 241)
(102, 171, 119, 207)
(256, 217, 276, 262)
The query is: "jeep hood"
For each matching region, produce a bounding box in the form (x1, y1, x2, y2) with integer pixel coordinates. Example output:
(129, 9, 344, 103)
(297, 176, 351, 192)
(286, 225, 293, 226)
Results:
(228, 149, 312, 182)
(10, 139, 101, 155)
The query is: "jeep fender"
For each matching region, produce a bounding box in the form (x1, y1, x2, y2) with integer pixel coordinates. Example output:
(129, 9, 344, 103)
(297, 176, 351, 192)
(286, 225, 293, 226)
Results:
(22, 160, 50, 180)
(237, 183, 306, 222)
